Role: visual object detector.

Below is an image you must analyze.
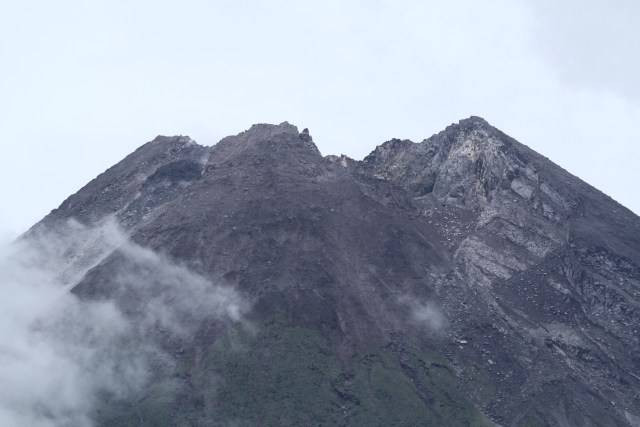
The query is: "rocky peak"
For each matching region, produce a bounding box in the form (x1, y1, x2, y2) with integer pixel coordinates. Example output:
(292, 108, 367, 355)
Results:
(214, 121, 301, 147)
(363, 117, 560, 212)
(208, 122, 321, 169)
(447, 115, 490, 131)
(243, 121, 299, 139)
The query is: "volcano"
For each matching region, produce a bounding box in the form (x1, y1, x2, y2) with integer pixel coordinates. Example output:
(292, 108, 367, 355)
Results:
(28, 117, 640, 426)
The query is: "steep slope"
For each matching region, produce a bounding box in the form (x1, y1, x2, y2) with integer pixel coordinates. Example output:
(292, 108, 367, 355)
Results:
(363, 117, 640, 426)
(30, 118, 640, 426)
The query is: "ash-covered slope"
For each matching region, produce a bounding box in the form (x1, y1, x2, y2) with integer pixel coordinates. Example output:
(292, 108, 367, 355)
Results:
(32, 118, 640, 426)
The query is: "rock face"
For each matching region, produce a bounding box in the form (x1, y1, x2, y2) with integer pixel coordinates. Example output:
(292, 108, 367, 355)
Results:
(31, 118, 640, 426)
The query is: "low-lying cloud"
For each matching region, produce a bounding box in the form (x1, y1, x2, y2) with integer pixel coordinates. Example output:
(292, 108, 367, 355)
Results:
(0, 217, 247, 427)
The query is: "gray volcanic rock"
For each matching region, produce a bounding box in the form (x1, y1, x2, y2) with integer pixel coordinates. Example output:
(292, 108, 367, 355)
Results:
(30, 119, 640, 426)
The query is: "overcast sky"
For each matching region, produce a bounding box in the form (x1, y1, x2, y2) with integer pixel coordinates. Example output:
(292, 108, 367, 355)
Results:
(1, 0, 638, 237)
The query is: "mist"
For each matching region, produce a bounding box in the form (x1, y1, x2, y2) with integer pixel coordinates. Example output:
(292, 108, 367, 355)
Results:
(398, 296, 447, 333)
(0, 218, 248, 427)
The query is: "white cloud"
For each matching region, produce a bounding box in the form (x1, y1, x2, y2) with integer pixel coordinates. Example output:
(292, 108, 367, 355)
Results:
(0, 218, 247, 426)
(399, 296, 447, 332)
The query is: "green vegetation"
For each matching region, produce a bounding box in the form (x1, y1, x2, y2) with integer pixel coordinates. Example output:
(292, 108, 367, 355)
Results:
(191, 323, 491, 426)
(96, 319, 493, 426)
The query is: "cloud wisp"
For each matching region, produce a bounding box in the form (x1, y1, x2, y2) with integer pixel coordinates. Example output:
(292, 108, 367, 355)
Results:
(0, 218, 247, 427)
(398, 296, 447, 333)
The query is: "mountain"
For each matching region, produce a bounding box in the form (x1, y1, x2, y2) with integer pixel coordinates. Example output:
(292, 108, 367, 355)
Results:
(28, 117, 640, 426)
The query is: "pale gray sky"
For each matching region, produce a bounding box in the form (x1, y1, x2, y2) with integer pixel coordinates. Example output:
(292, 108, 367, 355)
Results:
(1, 0, 639, 237)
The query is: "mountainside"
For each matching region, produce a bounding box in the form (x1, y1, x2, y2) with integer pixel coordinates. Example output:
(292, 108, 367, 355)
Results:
(28, 117, 640, 426)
